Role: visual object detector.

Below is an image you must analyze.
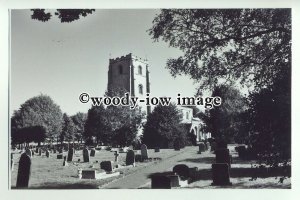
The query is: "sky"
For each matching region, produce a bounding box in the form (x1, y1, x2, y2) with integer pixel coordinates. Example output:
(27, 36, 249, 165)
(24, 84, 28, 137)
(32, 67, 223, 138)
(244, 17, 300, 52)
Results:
(10, 9, 199, 116)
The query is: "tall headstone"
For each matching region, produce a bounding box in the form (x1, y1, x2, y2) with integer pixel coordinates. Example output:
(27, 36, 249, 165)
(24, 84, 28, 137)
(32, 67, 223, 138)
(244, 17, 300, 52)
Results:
(38, 148, 42, 156)
(90, 148, 96, 157)
(215, 148, 231, 167)
(126, 150, 135, 166)
(35, 148, 39, 154)
(83, 148, 90, 162)
(140, 144, 148, 160)
(67, 148, 74, 162)
(16, 153, 31, 188)
(211, 163, 231, 186)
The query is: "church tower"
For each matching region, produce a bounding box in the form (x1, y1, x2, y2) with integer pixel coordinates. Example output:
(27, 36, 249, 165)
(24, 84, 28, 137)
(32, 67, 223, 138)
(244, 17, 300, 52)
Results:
(107, 53, 151, 115)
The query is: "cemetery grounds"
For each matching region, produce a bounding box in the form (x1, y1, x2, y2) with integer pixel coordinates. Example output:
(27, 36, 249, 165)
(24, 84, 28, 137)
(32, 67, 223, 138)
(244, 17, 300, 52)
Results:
(10, 145, 291, 189)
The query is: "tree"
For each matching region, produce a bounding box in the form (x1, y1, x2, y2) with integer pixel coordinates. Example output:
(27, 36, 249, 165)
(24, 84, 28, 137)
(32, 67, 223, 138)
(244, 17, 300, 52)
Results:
(11, 94, 63, 143)
(71, 112, 87, 144)
(149, 9, 291, 91)
(60, 113, 76, 144)
(84, 105, 112, 145)
(202, 84, 247, 144)
(142, 103, 187, 148)
(247, 67, 290, 167)
(31, 9, 95, 23)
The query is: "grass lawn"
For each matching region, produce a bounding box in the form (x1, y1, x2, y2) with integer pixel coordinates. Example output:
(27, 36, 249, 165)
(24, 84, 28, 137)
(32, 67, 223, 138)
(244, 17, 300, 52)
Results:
(11, 145, 291, 189)
(11, 148, 181, 189)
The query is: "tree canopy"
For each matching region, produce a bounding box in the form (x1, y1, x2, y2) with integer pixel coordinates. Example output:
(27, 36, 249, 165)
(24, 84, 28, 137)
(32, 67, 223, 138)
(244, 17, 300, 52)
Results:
(11, 94, 63, 142)
(31, 9, 95, 23)
(201, 84, 247, 144)
(142, 103, 187, 148)
(71, 112, 87, 143)
(149, 9, 291, 91)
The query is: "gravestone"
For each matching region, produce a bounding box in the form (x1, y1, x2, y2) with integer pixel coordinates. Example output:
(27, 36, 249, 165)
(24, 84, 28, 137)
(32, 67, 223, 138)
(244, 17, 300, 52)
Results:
(173, 164, 190, 180)
(114, 151, 119, 162)
(141, 144, 149, 160)
(215, 148, 231, 167)
(57, 154, 63, 159)
(16, 153, 31, 188)
(155, 147, 160, 152)
(174, 139, 181, 151)
(198, 142, 206, 153)
(151, 172, 178, 189)
(45, 150, 50, 158)
(100, 161, 113, 172)
(83, 148, 90, 162)
(38, 148, 42, 156)
(126, 150, 135, 166)
(63, 156, 68, 166)
(90, 148, 96, 157)
(35, 148, 39, 153)
(81, 170, 96, 179)
(211, 163, 231, 186)
(25, 149, 32, 157)
(67, 148, 74, 162)
(31, 150, 34, 157)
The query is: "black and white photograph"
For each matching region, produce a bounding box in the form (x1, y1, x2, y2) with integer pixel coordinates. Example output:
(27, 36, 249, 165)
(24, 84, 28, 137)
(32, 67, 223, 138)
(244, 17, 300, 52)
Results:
(1, 0, 299, 198)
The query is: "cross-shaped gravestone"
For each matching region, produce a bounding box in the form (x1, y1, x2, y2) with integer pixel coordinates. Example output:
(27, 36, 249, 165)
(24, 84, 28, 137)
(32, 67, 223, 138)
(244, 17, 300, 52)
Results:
(114, 151, 119, 162)
(16, 153, 31, 188)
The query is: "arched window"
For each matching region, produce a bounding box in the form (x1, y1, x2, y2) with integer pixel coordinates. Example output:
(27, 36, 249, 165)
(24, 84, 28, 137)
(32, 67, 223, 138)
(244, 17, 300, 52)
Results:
(138, 84, 143, 95)
(138, 65, 142, 75)
(119, 65, 123, 74)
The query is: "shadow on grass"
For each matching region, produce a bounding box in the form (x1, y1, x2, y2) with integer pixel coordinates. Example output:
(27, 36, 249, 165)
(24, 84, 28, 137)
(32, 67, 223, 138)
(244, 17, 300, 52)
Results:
(180, 156, 257, 165)
(147, 166, 291, 182)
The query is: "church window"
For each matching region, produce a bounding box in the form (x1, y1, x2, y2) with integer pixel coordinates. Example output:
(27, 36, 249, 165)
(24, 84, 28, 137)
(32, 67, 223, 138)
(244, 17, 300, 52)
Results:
(138, 84, 143, 95)
(138, 65, 142, 75)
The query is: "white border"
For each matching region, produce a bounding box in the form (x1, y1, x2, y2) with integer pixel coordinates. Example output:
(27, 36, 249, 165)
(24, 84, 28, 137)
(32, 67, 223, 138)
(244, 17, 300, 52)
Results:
(1, 1, 299, 200)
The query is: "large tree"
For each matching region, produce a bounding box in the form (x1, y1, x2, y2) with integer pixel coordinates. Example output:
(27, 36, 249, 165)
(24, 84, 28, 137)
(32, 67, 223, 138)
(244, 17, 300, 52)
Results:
(11, 94, 63, 143)
(201, 84, 247, 144)
(60, 113, 76, 144)
(247, 68, 291, 167)
(84, 105, 112, 144)
(149, 9, 291, 91)
(71, 112, 87, 144)
(142, 103, 187, 148)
